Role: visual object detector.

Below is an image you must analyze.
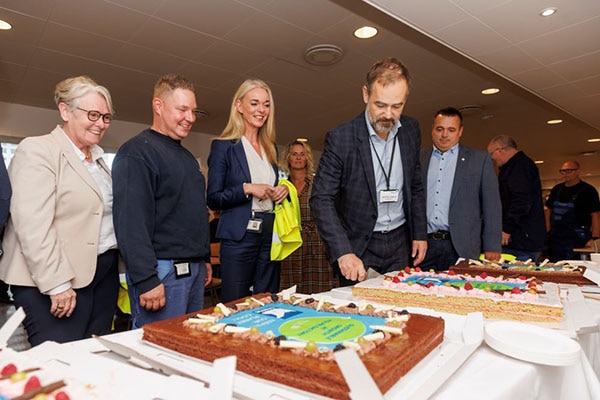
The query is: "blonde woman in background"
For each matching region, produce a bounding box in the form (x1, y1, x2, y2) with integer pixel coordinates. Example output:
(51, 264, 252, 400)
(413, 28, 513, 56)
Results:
(0, 76, 119, 346)
(279, 140, 338, 293)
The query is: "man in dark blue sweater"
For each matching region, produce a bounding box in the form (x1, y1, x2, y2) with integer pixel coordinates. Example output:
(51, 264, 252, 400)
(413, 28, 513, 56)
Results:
(113, 74, 211, 328)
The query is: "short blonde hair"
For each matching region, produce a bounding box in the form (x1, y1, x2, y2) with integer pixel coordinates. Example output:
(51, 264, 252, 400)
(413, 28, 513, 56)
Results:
(54, 75, 114, 114)
(279, 140, 315, 177)
(219, 79, 277, 164)
(153, 73, 195, 99)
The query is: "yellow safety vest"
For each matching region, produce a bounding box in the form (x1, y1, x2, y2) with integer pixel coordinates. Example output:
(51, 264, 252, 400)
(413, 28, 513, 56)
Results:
(271, 179, 303, 261)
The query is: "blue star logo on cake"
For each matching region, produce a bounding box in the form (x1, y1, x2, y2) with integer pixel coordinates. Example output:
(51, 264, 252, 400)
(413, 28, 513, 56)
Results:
(255, 306, 301, 319)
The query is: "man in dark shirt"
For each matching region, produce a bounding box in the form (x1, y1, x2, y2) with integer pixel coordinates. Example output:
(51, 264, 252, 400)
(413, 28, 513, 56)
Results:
(113, 74, 212, 328)
(487, 135, 546, 262)
(545, 160, 600, 261)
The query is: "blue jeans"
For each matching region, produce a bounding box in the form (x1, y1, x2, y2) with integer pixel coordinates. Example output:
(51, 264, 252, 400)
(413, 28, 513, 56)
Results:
(127, 260, 207, 329)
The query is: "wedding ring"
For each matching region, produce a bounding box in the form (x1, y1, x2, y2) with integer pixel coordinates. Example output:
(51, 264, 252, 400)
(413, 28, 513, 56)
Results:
(57, 305, 64, 310)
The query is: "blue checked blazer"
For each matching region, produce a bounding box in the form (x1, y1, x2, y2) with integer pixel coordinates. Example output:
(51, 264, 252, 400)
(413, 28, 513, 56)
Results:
(310, 113, 427, 264)
(420, 145, 502, 259)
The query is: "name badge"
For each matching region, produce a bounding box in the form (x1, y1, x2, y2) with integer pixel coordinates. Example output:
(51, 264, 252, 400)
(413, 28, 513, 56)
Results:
(380, 189, 399, 203)
(246, 218, 263, 233)
(174, 262, 191, 279)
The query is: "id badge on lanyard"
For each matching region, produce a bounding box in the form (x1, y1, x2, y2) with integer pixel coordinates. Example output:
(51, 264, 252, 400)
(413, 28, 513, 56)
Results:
(380, 189, 399, 203)
(247, 211, 263, 233)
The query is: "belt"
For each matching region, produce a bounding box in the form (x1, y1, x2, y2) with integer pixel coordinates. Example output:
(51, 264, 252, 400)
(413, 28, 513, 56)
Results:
(373, 226, 402, 234)
(428, 230, 451, 240)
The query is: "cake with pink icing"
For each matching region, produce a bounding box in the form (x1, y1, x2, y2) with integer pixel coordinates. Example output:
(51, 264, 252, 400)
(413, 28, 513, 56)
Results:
(352, 268, 563, 322)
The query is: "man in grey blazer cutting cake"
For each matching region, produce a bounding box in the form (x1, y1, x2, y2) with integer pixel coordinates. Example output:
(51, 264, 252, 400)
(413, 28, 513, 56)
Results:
(420, 107, 502, 271)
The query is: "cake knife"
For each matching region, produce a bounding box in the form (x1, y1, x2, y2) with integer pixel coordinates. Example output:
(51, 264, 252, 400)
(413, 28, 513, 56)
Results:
(94, 335, 207, 383)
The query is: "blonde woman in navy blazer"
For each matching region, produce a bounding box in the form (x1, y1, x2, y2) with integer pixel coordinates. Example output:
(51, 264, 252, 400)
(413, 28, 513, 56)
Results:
(207, 79, 288, 302)
(0, 76, 119, 346)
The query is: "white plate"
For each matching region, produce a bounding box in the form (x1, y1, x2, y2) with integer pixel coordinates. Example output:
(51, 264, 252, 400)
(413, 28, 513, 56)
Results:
(484, 321, 580, 366)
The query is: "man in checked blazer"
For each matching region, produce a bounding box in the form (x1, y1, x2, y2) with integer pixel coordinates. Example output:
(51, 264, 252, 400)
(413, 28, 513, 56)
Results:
(420, 107, 502, 271)
(311, 57, 427, 287)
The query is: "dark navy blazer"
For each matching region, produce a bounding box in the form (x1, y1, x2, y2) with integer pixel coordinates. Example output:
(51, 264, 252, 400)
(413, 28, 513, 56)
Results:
(207, 139, 279, 241)
(310, 113, 427, 264)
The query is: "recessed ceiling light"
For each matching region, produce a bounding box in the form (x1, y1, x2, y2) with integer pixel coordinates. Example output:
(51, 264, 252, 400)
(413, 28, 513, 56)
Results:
(540, 8, 557, 17)
(588, 138, 600, 143)
(547, 119, 563, 125)
(296, 138, 308, 142)
(354, 26, 378, 39)
(534, 160, 544, 164)
(481, 88, 500, 95)
(0, 19, 12, 30)
(581, 151, 597, 156)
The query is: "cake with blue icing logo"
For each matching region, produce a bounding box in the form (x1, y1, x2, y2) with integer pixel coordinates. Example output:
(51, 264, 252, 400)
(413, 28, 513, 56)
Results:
(142, 291, 444, 399)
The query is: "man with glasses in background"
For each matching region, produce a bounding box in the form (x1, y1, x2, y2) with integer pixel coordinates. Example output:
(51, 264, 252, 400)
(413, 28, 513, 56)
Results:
(487, 135, 546, 262)
(545, 160, 600, 261)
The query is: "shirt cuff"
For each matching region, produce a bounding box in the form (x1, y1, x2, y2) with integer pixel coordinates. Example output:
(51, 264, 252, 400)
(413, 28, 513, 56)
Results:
(44, 282, 72, 295)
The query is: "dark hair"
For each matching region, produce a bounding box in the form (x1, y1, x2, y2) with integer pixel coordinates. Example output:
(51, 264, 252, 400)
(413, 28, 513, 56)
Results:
(434, 107, 463, 126)
(365, 57, 411, 94)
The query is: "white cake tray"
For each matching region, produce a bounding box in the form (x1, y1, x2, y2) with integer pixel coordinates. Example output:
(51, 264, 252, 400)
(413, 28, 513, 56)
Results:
(91, 293, 483, 400)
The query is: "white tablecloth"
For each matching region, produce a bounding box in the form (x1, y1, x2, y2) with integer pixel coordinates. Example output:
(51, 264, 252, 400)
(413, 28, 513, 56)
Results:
(9, 290, 600, 399)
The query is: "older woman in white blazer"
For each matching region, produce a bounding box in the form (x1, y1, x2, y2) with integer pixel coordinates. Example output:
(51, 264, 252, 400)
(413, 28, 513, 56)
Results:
(0, 76, 119, 346)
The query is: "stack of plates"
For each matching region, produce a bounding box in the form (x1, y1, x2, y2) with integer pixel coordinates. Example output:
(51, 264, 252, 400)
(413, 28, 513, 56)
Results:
(484, 321, 580, 366)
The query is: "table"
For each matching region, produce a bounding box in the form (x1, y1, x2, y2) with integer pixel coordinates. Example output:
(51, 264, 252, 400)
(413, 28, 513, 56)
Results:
(7, 289, 600, 399)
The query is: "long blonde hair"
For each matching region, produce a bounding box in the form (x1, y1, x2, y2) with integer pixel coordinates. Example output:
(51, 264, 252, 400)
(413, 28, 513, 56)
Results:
(219, 79, 277, 164)
(279, 140, 315, 177)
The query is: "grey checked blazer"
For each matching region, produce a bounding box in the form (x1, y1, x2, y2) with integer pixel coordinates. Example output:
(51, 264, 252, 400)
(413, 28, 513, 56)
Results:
(311, 113, 427, 264)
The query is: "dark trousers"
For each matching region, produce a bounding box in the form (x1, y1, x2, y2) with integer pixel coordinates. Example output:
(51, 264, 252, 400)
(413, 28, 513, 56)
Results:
(12, 249, 119, 346)
(420, 237, 459, 272)
(219, 212, 280, 303)
(336, 225, 409, 287)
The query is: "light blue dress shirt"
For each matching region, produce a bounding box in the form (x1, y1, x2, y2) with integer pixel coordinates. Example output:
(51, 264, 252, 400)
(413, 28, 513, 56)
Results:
(365, 112, 405, 232)
(426, 143, 459, 233)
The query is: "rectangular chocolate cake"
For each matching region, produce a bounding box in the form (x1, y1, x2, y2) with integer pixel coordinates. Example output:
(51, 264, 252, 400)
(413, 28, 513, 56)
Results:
(142, 292, 445, 399)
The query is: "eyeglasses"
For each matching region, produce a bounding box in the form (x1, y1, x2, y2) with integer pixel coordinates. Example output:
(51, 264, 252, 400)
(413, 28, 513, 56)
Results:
(559, 168, 578, 174)
(76, 107, 113, 124)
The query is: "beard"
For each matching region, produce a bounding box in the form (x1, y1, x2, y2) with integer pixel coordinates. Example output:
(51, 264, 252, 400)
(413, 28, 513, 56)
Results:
(368, 113, 396, 135)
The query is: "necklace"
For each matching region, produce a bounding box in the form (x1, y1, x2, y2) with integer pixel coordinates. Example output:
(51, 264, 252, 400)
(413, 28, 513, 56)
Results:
(84, 151, 92, 162)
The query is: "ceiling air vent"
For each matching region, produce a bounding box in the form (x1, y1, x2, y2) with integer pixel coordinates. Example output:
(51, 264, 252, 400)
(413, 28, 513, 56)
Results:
(304, 44, 343, 66)
(457, 105, 483, 115)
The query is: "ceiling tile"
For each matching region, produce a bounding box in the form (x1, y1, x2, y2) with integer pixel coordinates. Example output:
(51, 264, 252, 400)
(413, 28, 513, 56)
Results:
(517, 17, 600, 64)
(477, 45, 544, 75)
(129, 17, 216, 59)
(111, 43, 187, 75)
(550, 51, 600, 81)
(104, 0, 164, 15)
(38, 22, 122, 62)
(48, 0, 150, 41)
(435, 18, 511, 56)
(154, 0, 256, 38)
